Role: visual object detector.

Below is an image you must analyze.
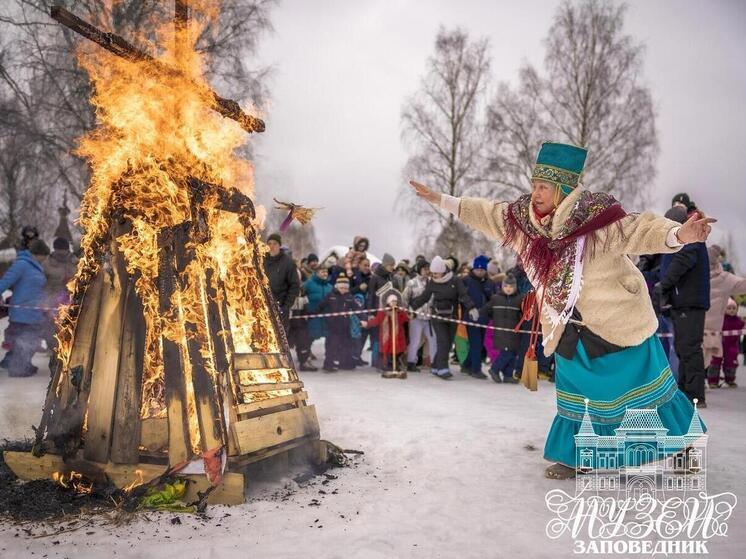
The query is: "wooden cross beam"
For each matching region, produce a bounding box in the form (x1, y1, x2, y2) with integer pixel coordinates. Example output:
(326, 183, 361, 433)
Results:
(50, 5, 265, 134)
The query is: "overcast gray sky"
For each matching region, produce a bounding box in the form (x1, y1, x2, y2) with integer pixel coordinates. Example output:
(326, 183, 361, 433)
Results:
(252, 0, 746, 268)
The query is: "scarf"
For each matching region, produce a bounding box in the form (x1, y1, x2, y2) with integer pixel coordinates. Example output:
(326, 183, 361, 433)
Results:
(432, 271, 454, 284)
(503, 190, 627, 341)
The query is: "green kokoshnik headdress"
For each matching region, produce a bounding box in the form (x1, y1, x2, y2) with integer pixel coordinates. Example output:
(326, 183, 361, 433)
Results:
(531, 142, 588, 197)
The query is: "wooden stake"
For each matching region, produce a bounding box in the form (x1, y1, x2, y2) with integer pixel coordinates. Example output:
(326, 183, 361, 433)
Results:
(110, 278, 146, 464)
(84, 232, 129, 463)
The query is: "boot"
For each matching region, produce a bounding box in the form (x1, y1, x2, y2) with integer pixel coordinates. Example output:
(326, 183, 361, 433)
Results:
(706, 365, 721, 388)
(381, 370, 398, 379)
(300, 363, 318, 372)
(724, 368, 737, 387)
(406, 362, 419, 373)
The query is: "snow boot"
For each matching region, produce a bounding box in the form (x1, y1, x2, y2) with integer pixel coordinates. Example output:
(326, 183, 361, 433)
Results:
(407, 362, 419, 373)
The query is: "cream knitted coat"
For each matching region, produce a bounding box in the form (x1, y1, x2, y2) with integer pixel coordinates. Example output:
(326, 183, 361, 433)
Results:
(457, 186, 682, 356)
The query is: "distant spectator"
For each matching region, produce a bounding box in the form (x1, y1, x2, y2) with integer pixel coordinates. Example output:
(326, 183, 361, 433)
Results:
(0, 239, 49, 377)
(462, 255, 494, 379)
(318, 276, 361, 372)
(403, 259, 436, 372)
(263, 233, 300, 333)
(481, 273, 524, 383)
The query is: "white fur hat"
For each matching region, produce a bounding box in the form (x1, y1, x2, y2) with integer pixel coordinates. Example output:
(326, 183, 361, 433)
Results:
(430, 255, 447, 274)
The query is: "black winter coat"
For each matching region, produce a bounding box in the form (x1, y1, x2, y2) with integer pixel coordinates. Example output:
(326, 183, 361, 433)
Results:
(367, 266, 392, 310)
(660, 242, 711, 310)
(480, 292, 524, 352)
(352, 269, 372, 298)
(263, 252, 300, 311)
(410, 274, 475, 318)
(318, 290, 360, 335)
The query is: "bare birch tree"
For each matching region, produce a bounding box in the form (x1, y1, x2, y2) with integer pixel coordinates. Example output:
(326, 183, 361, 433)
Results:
(486, 0, 658, 209)
(400, 27, 491, 260)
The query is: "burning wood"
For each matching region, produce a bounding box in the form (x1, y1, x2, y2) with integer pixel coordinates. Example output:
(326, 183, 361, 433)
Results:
(3, 0, 324, 508)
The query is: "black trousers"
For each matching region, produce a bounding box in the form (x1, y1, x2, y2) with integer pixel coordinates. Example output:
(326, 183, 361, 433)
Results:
(671, 308, 706, 403)
(289, 315, 312, 365)
(432, 319, 457, 371)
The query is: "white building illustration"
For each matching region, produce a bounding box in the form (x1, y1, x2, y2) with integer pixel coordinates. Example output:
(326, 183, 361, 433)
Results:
(574, 398, 707, 500)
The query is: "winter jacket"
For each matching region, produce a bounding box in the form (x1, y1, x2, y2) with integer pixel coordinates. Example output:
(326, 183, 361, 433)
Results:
(480, 292, 525, 352)
(366, 307, 408, 356)
(367, 265, 392, 310)
(351, 269, 372, 299)
(318, 289, 361, 335)
(704, 266, 746, 332)
(344, 236, 370, 269)
(402, 275, 433, 316)
(303, 273, 333, 339)
(722, 314, 745, 354)
(43, 250, 78, 307)
(660, 242, 710, 311)
(263, 252, 300, 312)
(0, 250, 47, 324)
(463, 272, 495, 323)
(410, 272, 475, 318)
(456, 185, 683, 356)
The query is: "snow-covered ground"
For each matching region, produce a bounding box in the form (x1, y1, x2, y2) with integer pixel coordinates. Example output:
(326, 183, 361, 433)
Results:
(1, 338, 745, 559)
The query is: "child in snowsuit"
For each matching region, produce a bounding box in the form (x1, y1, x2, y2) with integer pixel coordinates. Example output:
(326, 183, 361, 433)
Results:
(708, 298, 744, 388)
(317, 276, 360, 371)
(481, 273, 524, 383)
(364, 293, 409, 379)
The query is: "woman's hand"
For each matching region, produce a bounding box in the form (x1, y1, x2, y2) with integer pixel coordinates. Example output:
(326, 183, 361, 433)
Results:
(409, 180, 442, 205)
(676, 212, 717, 244)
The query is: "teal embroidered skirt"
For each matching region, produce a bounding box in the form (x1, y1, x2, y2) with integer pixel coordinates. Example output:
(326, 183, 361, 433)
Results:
(543, 335, 705, 468)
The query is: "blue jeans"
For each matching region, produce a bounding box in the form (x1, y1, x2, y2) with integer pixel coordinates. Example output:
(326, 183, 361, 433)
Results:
(466, 325, 486, 373)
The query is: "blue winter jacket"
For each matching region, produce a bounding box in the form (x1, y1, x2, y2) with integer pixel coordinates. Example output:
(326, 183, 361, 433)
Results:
(463, 273, 495, 324)
(304, 273, 333, 340)
(0, 250, 47, 324)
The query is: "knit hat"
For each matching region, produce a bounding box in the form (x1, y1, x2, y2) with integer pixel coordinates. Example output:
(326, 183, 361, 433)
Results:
(672, 192, 691, 208)
(267, 233, 282, 245)
(335, 276, 350, 287)
(395, 261, 410, 274)
(664, 206, 688, 225)
(472, 255, 489, 271)
(502, 273, 517, 288)
(430, 256, 447, 274)
(382, 253, 395, 267)
(307, 253, 319, 264)
(28, 238, 50, 256)
(53, 237, 70, 251)
(487, 260, 500, 276)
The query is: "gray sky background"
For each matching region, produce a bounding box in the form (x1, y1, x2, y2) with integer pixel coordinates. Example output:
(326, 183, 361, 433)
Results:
(252, 0, 746, 268)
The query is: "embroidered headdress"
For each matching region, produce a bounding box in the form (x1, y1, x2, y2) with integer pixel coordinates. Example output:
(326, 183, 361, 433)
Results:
(531, 142, 588, 198)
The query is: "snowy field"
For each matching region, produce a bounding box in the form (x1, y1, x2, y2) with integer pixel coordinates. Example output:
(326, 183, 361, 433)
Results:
(1, 338, 745, 559)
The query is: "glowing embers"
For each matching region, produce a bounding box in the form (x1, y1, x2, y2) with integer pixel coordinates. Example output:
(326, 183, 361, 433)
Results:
(52, 471, 93, 495)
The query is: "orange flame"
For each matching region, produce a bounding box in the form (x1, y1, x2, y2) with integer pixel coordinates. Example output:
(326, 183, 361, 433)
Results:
(52, 471, 93, 495)
(52, 1, 292, 461)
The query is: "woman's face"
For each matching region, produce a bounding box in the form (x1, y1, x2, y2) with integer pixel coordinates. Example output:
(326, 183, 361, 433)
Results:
(531, 180, 557, 215)
(432, 272, 444, 279)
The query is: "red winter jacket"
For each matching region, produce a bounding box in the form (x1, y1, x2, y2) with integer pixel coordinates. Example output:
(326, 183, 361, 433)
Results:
(367, 308, 408, 356)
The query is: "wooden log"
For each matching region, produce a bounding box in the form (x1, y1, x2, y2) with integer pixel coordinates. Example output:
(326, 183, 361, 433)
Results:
(46, 270, 106, 449)
(140, 418, 168, 453)
(182, 472, 245, 506)
(49, 6, 265, 134)
(239, 381, 304, 393)
(83, 237, 129, 463)
(235, 391, 307, 416)
(158, 226, 192, 466)
(187, 178, 256, 217)
(173, 227, 224, 453)
(204, 266, 240, 456)
(233, 352, 291, 371)
(110, 279, 146, 464)
(230, 405, 319, 456)
(227, 435, 317, 468)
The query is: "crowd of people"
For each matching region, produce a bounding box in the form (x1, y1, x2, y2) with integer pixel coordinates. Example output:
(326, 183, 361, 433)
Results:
(263, 192, 745, 407)
(0, 226, 77, 377)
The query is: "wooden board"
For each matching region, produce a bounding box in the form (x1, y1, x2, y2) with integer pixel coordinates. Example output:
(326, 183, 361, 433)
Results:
(140, 418, 168, 453)
(239, 381, 303, 393)
(3, 451, 244, 505)
(110, 281, 146, 464)
(46, 270, 105, 444)
(236, 391, 308, 416)
(182, 472, 244, 506)
(233, 352, 291, 371)
(84, 240, 128, 463)
(230, 405, 319, 456)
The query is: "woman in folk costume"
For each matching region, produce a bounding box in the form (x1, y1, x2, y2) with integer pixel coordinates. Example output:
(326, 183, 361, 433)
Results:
(411, 142, 714, 480)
